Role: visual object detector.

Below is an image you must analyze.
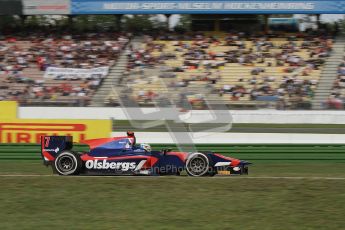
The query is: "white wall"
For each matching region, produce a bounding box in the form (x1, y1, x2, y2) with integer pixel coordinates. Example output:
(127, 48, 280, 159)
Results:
(19, 107, 345, 124)
(111, 132, 345, 144)
(15, 107, 345, 144)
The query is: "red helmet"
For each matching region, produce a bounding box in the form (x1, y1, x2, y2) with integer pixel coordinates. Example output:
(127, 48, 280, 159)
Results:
(127, 131, 134, 137)
(127, 131, 136, 145)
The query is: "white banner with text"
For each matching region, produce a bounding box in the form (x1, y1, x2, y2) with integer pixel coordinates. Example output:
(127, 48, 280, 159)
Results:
(44, 67, 109, 79)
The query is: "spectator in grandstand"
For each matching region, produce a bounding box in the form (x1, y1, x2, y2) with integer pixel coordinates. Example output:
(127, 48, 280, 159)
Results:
(325, 60, 345, 109)
(0, 31, 129, 106)
(77, 30, 333, 109)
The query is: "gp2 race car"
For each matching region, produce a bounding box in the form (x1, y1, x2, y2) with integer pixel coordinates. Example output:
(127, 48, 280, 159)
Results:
(40, 132, 250, 177)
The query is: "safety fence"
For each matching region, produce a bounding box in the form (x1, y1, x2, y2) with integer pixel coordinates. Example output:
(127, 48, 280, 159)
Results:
(0, 144, 345, 161)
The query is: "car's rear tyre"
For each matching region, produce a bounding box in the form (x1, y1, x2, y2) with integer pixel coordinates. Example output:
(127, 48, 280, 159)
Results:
(186, 153, 210, 177)
(53, 151, 81, 176)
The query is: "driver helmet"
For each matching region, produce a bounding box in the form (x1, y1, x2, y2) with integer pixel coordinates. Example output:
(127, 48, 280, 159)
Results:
(140, 143, 151, 152)
(127, 131, 136, 145)
(127, 131, 135, 137)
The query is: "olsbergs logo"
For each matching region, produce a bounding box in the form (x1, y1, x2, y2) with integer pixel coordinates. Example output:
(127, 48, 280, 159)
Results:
(85, 160, 136, 171)
(44, 147, 60, 153)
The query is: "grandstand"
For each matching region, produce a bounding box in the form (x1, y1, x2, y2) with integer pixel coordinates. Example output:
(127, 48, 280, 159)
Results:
(0, 32, 129, 106)
(323, 47, 345, 109)
(105, 31, 333, 109)
(0, 0, 344, 110)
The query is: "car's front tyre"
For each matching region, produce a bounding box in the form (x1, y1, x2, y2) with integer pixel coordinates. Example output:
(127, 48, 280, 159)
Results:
(185, 153, 210, 177)
(53, 151, 82, 176)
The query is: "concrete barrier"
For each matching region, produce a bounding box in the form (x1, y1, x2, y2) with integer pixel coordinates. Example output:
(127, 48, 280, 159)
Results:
(20, 107, 345, 124)
(112, 132, 345, 144)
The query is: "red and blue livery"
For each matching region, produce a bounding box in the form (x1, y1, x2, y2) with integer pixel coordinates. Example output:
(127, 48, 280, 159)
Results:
(41, 132, 250, 177)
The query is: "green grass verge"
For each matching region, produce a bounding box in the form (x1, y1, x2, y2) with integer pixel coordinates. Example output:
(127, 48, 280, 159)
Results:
(2, 143, 345, 161)
(0, 161, 345, 229)
(0, 143, 344, 229)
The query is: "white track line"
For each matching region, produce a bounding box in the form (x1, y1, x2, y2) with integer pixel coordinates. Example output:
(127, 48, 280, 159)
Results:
(0, 175, 345, 180)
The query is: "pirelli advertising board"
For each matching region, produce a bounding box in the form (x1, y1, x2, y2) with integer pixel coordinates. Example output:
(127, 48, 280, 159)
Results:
(0, 102, 111, 143)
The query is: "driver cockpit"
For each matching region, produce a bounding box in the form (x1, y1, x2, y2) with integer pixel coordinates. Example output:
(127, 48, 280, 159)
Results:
(126, 131, 151, 153)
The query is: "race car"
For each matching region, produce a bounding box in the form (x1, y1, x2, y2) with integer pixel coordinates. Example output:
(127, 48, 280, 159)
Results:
(40, 132, 251, 177)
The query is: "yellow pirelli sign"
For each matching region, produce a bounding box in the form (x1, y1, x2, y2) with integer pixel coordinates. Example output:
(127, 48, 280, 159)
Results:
(0, 101, 17, 119)
(0, 102, 111, 143)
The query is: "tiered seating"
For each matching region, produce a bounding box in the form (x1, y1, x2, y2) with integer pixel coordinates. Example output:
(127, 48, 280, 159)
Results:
(0, 33, 129, 106)
(111, 32, 331, 109)
(326, 60, 345, 109)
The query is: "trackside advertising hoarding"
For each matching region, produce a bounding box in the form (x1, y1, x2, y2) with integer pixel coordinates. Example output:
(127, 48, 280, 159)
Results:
(71, 0, 345, 14)
(0, 101, 17, 120)
(0, 102, 111, 143)
(0, 0, 22, 15)
(23, 0, 70, 15)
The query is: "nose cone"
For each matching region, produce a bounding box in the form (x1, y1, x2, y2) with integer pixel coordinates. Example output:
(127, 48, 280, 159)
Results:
(229, 158, 251, 167)
(240, 160, 252, 165)
(230, 158, 241, 166)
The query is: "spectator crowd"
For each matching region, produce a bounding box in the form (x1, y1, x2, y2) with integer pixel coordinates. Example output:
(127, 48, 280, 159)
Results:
(119, 31, 333, 109)
(1, 29, 338, 110)
(326, 59, 345, 109)
(0, 31, 129, 106)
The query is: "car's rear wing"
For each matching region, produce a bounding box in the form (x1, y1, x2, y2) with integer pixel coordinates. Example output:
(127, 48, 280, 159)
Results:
(40, 136, 73, 165)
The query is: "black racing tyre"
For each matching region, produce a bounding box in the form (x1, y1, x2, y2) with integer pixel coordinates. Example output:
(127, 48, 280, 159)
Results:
(208, 168, 217, 177)
(186, 153, 210, 177)
(53, 151, 82, 176)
